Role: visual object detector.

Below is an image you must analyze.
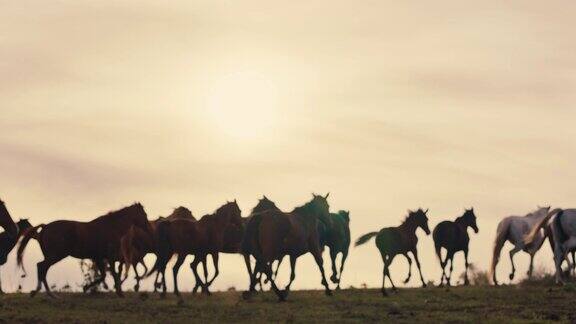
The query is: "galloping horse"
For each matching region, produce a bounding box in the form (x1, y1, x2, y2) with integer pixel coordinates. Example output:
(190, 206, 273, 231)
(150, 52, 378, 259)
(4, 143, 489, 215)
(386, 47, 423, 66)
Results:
(524, 208, 574, 284)
(0, 200, 18, 238)
(120, 206, 195, 292)
(148, 201, 242, 298)
(193, 196, 280, 293)
(355, 209, 430, 296)
(17, 203, 152, 297)
(0, 219, 32, 293)
(242, 193, 333, 301)
(489, 206, 559, 285)
(433, 208, 478, 286)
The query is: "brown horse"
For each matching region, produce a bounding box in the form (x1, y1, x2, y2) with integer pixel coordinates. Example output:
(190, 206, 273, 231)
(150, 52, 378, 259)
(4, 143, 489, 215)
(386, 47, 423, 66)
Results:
(17, 203, 151, 298)
(433, 208, 478, 286)
(148, 201, 242, 298)
(355, 209, 430, 296)
(120, 207, 195, 292)
(0, 200, 18, 238)
(242, 193, 332, 301)
(0, 219, 32, 293)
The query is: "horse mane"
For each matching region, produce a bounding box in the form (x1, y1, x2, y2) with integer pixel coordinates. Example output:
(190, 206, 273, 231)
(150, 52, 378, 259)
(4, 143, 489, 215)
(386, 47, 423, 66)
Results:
(166, 206, 194, 220)
(92, 203, 143, 222)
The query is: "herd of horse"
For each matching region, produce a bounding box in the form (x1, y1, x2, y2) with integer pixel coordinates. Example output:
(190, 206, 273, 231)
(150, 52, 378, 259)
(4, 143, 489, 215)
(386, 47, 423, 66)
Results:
(0, 197, 575, 301)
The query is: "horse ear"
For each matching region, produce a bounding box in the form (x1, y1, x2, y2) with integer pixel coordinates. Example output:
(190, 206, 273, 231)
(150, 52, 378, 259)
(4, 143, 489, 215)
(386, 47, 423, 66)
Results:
(424, 208, 429, 214)
(263, 195, 268, 200)
(234, 199, 237, 203)
(325, 192, 330, 199)
(407, 209, 412, 214)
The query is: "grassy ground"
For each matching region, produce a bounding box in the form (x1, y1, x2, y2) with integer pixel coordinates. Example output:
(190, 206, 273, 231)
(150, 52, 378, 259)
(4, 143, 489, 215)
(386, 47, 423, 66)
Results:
(0, 285, 574, 323)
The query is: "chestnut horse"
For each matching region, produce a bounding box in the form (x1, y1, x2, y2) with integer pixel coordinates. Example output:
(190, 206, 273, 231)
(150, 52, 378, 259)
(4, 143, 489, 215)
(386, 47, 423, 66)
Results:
(17, 203, 151, 298)
(148, 201, 242, 298)
(242, 193, 332, 301)
(120, 206, 195, 292)
(433, 208, 479, 286)
(355, 209, 430, 296)
(0, 200, 18, 238)
(0, 219, 32, 293)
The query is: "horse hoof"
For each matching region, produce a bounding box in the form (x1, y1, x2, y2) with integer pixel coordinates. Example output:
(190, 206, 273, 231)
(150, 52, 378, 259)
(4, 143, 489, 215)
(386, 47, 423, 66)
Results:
(29, 291, 38, 298)
(330, 275, 338, 284)
(381, 289, 388, 297)
(422, 283, 427, 288)
(325, 290, 333, 297)
(403, 279, 410, 284)
(160, 292, 167, 299)
(335, 285, 341, 291)
(509, 273, 514, 280)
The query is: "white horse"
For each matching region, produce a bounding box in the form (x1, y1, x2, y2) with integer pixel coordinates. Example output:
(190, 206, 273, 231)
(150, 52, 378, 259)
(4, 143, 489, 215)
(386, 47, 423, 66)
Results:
(524, 208, 576, 284)
(490, 206, 560, 285)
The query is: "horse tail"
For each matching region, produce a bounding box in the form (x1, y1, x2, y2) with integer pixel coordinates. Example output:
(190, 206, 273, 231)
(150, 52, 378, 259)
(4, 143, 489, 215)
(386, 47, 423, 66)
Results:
(489, 219, 509, 284)
(146, 221, 171, 278)
(354, 231, 378, 247)
(432, 227, 442, 264)
(524, 208, 563, 246)
(17, 224, 45, 275)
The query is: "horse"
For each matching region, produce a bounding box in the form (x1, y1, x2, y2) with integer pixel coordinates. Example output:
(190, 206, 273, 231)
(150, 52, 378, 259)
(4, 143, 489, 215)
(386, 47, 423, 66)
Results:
(148, 201, 242, 298)
(0, 200, 18, 238)
(17, 203, 152, 298)
(489, 206, 559, 285)
(242, 193, 333, 301)
(355, 209, 430, 296)
(0, 219, 32, 293)
(120, 206, 195, 292)
(524, 208, 576, 284)
(433, 208, 478, 286)
(273, 209, 351, 290)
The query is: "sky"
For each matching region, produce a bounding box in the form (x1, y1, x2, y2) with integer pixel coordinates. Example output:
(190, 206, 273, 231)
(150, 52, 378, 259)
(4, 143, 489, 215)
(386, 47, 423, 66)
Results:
(1, 1, 576, 292)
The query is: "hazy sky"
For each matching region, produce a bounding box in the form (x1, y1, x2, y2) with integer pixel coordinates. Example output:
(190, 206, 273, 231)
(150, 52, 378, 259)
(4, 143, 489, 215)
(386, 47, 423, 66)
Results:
(1, 1, 576, 292)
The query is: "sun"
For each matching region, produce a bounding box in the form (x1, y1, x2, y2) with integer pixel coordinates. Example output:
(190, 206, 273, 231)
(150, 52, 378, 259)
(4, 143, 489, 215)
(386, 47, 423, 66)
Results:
(205, 70, 279, 141)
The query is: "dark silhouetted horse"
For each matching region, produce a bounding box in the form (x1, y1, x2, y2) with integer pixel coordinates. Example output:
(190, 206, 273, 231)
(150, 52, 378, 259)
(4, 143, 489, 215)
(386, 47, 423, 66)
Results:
(242, 193, 332, 301)
(17, 203, 151, 298)
(148, 201, 242, 298)
(0, 219, 32, 293)
(355, 209, 430, 296)
(120, 206, 195, 292)
(433, 208, 478, 286)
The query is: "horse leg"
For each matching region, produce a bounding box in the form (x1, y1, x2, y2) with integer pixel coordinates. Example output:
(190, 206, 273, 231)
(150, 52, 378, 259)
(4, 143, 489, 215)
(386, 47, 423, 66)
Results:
(38, 257, 61, 299)
(381, 256, 388, 297)
(385, 256, 398, 293)
(109, 261, 124, 297)
(330, 248, 339, 284)
(527, 253, 535, 278)
(412, 249, 427, 288)
(572, 250, 576, 277)
(402, 253, 412, 284)
(446, 253, 454, 286)
(336, 250, 348, 290)
(190, 256, 204, 294)
(172, 254, 186, 298)
(508, 246, 521, 281)
(243, 254, 257, 293)
(558, 237, 576, 284)
(463, 248, 470, 285)
(261, 260, 285, 301)
(0, 269, 3, 294)
(204, 253, 220, 295)
(283, 255, 298, 299)
(312, 248, 332, 297)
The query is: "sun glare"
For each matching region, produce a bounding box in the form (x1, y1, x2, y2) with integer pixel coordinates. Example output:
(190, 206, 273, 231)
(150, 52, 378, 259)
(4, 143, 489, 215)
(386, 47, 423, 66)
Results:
(206, 70, 279, 141)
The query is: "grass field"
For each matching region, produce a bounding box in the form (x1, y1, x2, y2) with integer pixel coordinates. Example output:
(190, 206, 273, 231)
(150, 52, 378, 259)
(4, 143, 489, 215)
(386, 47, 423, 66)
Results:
(0, 284, 574, 323)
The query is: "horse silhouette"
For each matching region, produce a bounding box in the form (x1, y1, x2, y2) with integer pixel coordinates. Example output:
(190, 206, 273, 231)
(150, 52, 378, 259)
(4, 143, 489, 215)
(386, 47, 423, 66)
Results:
(355, 209, 430, 296)
(17, 203, 152, 298)
(242, 193, 332, 301)
(433, 208, 478, 286)
(0, 219, 32, 293)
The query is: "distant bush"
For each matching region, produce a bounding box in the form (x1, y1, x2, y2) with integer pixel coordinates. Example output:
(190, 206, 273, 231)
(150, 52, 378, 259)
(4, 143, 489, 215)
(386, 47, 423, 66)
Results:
(458, 263, 490, 286)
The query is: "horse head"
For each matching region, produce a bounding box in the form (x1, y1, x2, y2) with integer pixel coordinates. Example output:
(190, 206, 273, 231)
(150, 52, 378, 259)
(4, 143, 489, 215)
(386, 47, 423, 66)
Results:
(128, 203, 153, 236)
(463, 208, 479, 233)
(216, 200, 243, 227)
(0, 199, 18, 237)
(252, 195, 279, 214)
(17, 218, 33, 234)
(309, 193, 331, 225)
(408, 208, 430, 235)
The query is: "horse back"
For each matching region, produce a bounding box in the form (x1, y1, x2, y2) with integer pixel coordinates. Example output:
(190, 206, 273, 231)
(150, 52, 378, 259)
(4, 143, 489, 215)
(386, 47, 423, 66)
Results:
(433, 221, 468, 251)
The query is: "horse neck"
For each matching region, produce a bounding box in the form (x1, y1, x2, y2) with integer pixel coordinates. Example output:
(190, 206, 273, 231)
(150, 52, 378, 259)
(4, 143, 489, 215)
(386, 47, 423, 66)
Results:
(399, 218, 418, 235)
(454, 216, 469, 231)
(0, 215, 17, 237)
